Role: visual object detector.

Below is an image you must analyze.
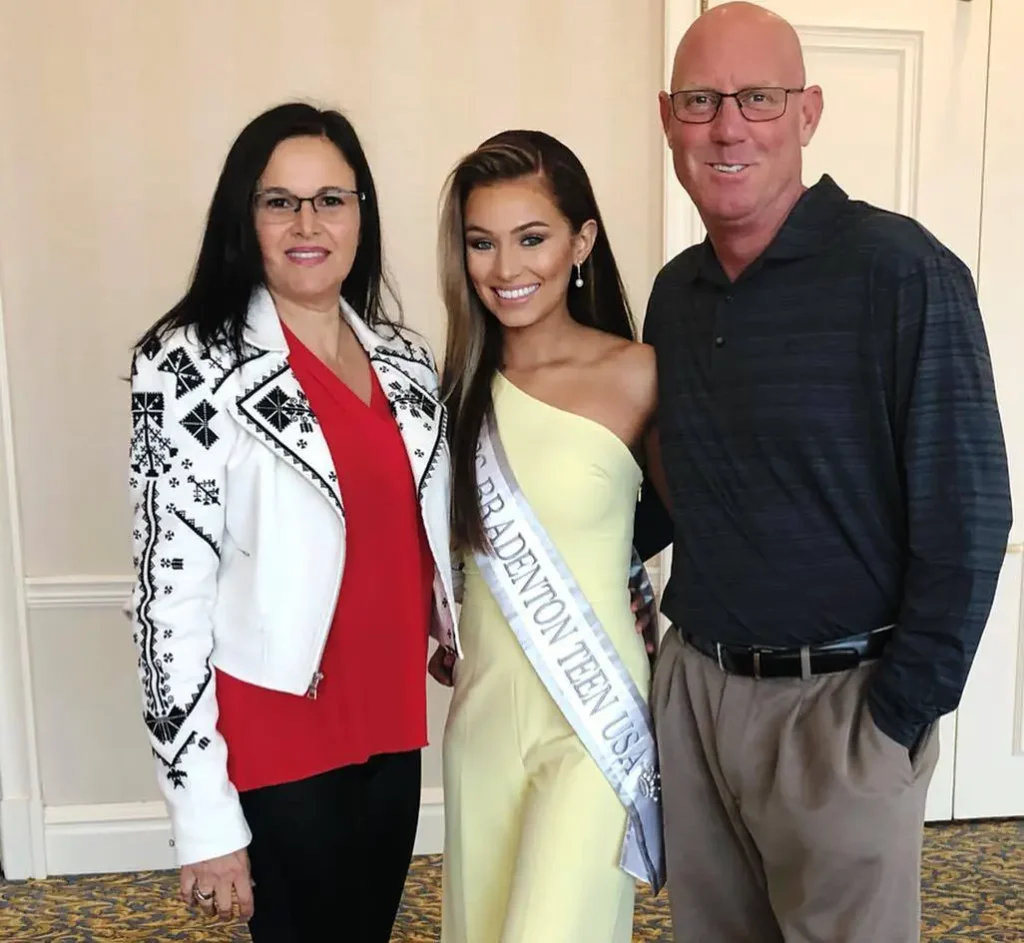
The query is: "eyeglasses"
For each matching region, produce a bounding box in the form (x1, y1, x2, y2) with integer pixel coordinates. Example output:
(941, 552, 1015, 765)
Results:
(668, 87, 805, 124)
(253, 187, 364, 221)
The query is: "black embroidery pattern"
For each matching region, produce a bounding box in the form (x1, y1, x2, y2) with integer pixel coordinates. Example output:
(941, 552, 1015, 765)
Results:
(375, 337, 432, 369)
(141, 334, 162, 361)
(153, 731, 196, 789)
(254, 388, 292, 431)
(254, 386, 318, 433)
(172, 508, 221, 558)
(386, 382, 438, 421)
(135, 482, 169, 731)
(210, 347, 270, 395)
(189, 476, 220, 506)
(135, 483, 214, 766)
(131, 393, 178, 478)
(372, 352, 445, 499)
(145, 670, 211, 755)
(181, 401, 219, 449)
(416, 405, 447, 500)
(237, 367, 342, 516)
(200, 345, 232, 394)
(158, 347, 204, 399)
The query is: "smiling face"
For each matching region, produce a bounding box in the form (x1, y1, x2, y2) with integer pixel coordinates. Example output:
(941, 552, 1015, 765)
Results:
(254, 135, 362, 310)
(658, 3, 822, 236)
(463, 175, 595, 331)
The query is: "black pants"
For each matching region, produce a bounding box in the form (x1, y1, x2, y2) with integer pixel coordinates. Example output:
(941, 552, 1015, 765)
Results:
(239, 749, 421, 942)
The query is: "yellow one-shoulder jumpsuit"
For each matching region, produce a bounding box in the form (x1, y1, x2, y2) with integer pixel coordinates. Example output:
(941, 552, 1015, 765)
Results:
(441, 374, 651, 943)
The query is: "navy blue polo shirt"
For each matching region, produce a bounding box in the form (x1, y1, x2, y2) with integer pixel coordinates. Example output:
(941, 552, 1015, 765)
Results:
(643, 175, 1011, 745)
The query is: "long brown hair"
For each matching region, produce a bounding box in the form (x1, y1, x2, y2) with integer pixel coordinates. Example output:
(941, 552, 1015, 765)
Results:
(438, 129, 636, 553)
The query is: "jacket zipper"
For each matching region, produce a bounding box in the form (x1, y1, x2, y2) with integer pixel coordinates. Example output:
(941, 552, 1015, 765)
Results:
(306, 550, 346, 699)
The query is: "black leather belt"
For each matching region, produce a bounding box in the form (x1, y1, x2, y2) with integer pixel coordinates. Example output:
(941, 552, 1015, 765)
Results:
(679, 626, 893, 679)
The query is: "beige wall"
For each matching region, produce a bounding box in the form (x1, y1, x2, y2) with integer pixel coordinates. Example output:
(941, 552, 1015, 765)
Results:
(0, 0, 665, 809)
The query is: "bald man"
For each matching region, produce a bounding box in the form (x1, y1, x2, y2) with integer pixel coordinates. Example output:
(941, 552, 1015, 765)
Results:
(635, 3, 1012, 941)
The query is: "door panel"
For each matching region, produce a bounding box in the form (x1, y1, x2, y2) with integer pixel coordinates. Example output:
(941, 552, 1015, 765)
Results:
(949, 0, 1024, 819)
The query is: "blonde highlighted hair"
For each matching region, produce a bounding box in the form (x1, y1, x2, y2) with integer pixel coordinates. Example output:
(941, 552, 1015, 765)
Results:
(438, 129, 635, 552)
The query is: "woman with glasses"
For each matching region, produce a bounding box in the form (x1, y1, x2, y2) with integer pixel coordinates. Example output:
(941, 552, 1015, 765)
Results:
(128, 102, 457, 941)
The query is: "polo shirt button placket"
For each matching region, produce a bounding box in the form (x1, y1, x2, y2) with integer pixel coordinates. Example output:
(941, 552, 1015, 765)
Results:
(714, 292, 732, 349)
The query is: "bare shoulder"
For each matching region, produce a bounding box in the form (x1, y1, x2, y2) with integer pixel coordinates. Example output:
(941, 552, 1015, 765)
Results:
(597, 338, 657, 420)
(607, 339, 656, 392)
(610, 339, 655, 376)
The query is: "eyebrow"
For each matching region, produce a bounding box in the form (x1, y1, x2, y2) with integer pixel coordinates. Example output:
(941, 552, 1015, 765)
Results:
(678, 82, 778, 91)
(464, 220, 552, 235)
(258, 185, 351, 194)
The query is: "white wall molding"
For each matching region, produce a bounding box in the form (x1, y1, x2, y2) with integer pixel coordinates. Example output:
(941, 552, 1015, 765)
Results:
(43, 789, 445, 877)
(0, 796, 41, 879)
(27, 547, 1023, 616)
(661, 0, 708, 263)
(24, 576, 133, 610)
(0, 281, 46, 879)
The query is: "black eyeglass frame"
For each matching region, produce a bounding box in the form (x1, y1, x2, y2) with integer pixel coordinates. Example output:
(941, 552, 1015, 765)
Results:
(667, 87, 806, 124)
(252, 187, 366, 215)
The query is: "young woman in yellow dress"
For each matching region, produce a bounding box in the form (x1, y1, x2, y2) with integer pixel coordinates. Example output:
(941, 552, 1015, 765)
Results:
(430, 129, 667, 943)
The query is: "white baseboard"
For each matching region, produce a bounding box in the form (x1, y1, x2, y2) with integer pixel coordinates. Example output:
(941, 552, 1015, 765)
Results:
(43, 790, 445, 876)
(45, 801, 175, 876)
(1, 795, 40, 879)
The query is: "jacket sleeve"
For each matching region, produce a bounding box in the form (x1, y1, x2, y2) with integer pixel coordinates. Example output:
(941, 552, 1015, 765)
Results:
(128, 335, 251, 865)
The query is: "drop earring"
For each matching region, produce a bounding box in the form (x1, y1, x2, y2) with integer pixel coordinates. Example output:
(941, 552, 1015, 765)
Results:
(574, 262, 584, 288)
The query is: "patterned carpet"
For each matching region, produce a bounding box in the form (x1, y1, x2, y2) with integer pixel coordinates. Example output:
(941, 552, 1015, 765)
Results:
(0, 820, 1021, 941)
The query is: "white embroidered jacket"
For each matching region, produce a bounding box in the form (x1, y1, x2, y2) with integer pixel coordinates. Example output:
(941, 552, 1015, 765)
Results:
(128, 287, 459, 866)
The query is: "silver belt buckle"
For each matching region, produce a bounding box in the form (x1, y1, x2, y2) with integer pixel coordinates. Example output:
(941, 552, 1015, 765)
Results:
(752, 650, 762, 679)
(716, 642, 724, 671)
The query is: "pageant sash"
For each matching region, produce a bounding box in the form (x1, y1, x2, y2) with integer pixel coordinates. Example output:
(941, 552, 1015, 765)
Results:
(472, 413, 665, 891)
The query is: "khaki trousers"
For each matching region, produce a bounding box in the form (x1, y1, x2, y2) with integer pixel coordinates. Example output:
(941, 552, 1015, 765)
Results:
(651, 628, 939, 943)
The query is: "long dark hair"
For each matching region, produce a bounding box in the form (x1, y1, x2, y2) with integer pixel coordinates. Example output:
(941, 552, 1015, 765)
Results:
(136, 102, 400, 359)
(438, 129, 635, 552)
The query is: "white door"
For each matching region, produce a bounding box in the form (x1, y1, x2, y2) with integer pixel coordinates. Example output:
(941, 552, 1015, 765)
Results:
(946, 0, 1024, 820)
(661, 0, 998, 822)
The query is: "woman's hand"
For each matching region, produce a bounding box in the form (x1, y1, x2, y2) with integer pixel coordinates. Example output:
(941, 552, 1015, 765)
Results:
(631, 591, 658, 657)
(429, 645, 456, 686)
(180, 848, 254, 921)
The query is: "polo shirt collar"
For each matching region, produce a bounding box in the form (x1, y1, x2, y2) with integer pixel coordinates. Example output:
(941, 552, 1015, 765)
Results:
(693, 174, 850, 284)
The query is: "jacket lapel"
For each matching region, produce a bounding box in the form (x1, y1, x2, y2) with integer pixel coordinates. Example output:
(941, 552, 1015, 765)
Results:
(229, 289, 344, 518)
(233, 360, 344, 517)
(344, 309, 446, 501)
(227, 288, 445, 518)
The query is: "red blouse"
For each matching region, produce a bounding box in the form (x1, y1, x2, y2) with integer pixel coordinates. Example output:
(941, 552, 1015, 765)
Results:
(214, 323, 435, 793)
